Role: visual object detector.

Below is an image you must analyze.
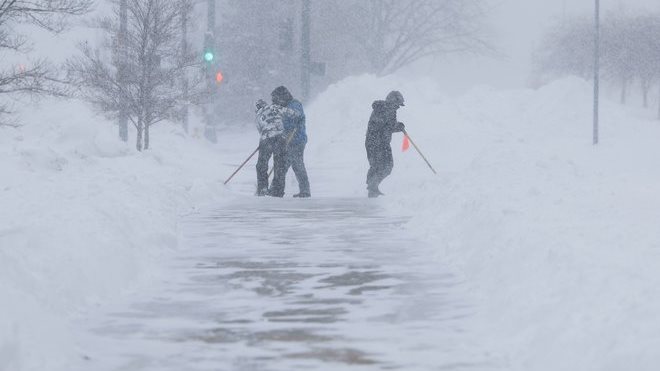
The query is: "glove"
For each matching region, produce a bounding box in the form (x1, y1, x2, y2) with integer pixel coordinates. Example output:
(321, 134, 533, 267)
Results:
(255, 99, 267, 112)
(395, 122, 405, 132)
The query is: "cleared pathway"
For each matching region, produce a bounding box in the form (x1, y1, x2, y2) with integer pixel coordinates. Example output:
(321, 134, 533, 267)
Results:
(75, 197, 496, 371)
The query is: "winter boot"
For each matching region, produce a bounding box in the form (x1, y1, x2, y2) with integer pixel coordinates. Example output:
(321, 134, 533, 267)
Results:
(256, 188, 268, 197)
(367, 186, 383, 198)
(266, 188, 284, 198)
(293, 192, 311, 198)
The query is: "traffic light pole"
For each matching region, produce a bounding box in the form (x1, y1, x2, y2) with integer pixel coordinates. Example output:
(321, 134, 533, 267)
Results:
(207, 0, 215, 31)
(203, 0, 217, 143)
(301, 0, 311, 102)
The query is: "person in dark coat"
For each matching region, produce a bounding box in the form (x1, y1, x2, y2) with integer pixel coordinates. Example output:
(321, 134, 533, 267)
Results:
(272, 86, 311, 198)
(365, 90, 406, 198)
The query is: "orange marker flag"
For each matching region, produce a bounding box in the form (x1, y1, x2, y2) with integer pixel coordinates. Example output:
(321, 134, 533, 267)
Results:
(402, 134, 410, 152)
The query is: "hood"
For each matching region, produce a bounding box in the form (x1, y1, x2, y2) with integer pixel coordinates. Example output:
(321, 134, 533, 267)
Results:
(372, 100, 388, 110)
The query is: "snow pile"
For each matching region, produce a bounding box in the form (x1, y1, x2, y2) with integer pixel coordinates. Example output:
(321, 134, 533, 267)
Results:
(0, 100, 227, 371)
(306, 75, 660, 370)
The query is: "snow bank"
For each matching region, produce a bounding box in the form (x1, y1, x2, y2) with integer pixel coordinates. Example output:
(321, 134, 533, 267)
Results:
(0, 100, 228, 370)
(306, 75, 660, 370)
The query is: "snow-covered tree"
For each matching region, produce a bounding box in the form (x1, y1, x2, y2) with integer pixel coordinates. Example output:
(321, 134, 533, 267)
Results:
(0, 0, 92, 125)
(68, 0, 201, 151)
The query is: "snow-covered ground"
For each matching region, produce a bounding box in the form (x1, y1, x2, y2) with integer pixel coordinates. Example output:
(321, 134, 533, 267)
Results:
(2, 74, 660, 371)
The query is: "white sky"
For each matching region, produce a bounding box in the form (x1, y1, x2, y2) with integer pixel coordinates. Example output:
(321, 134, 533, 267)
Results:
(414, 0, 660, 92)
(29, 0, 660, 94)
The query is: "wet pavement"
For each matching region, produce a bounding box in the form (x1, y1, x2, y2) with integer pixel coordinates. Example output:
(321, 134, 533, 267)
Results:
(77, 197, 496, 371)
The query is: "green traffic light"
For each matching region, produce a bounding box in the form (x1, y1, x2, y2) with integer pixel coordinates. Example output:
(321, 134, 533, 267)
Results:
(204, 52, 214, 62)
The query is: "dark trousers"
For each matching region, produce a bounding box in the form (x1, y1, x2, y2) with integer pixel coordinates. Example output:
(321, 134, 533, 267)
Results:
(366, 144, 393, 190)
(285, 142, 311, 195)
(256, 136, 286, 196)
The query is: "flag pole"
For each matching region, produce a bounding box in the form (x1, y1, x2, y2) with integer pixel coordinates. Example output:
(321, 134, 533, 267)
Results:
(403, 129, 437, 175)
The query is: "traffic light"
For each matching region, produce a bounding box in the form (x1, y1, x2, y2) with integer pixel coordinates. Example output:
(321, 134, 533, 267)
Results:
(202, 32, 223, 88)
(204, 51, 215, 63)
(203, 32, 215, 64)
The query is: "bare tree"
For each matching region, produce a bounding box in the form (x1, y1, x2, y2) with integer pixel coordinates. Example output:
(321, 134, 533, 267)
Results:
(629, 15, 660, 109)
(68, 0, 201, 151)
(532, 17, 595, 83)
(601, 15, 637, 104)
(329, 0, 492, 76)
(0, 0, 92, 124)
(178, 0, 192, 133)
(535, 13, 660, 118)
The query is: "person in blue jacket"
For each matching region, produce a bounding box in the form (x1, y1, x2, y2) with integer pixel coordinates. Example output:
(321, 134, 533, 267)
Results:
(271, 86, 311, 198)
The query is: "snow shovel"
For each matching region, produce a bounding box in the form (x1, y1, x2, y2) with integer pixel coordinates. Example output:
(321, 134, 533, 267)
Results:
(224, 145, 260, 185)
(403, 129, 437, 175)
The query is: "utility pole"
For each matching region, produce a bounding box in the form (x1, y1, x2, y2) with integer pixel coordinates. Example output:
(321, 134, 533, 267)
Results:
(301, 0, 311, 102)
(593, 0, 600, 145)
(118, 0, 128, 142)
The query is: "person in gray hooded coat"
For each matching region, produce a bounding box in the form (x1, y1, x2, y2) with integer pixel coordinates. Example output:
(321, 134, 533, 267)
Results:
(365, 91, 406, 198)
